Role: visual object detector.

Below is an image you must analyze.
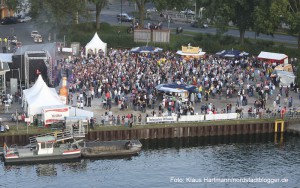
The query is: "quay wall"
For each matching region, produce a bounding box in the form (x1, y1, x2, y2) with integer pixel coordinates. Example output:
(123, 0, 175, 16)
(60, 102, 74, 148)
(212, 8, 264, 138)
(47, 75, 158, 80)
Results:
(86, 122, 285, 141)
(0, 121, 289, 145)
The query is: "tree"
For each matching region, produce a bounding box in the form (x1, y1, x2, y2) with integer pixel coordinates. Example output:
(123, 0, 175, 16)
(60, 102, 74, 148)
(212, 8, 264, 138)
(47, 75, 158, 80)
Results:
(88, 0, 108, 30)
(29, 0, 88, 32)
(204, 0, 290, 45)
(206, 0, 260, 45)
(5, 0, 20, 12)
(286, 0, 300, 49)
(132, 0, 148, 27)
(253, 0, 289, 37)
(152, 0, 190, 12)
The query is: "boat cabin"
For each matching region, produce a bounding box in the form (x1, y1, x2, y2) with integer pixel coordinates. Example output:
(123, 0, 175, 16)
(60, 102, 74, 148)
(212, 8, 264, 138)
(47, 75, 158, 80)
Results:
(36, 136, 55, 155)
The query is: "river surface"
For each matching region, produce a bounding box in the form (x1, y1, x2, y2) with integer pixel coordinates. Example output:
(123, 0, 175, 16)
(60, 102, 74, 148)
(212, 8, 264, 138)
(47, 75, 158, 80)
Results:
(0, 134, 299, 188)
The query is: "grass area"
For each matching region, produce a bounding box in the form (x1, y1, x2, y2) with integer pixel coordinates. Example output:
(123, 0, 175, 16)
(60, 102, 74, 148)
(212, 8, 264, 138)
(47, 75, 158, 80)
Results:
(2, 124, 53, 136)
(59, 22, 300, 58)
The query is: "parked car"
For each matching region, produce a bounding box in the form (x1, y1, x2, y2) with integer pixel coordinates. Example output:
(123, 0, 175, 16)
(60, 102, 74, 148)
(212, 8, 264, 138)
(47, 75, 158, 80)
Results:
(34, 35, 43, 43)
(117, 13, 133, 22)
(0, 17, 18, 25)
(180, 9, 195, 15)
(31, 30, 39, 38)
(18, 16, 32, 23)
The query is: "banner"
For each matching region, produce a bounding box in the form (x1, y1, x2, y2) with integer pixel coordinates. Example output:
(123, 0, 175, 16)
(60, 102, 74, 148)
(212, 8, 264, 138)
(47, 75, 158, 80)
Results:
(178, 115, 205, 122)
(147, 116, 177, 123)
(206, 113, 238, 121)
(43, 107, 69, 124)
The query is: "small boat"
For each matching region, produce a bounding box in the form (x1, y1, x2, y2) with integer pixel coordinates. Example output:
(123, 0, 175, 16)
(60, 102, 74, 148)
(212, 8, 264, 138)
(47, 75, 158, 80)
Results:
(3, 135, 81, 164)
(80, 140, 142, 158)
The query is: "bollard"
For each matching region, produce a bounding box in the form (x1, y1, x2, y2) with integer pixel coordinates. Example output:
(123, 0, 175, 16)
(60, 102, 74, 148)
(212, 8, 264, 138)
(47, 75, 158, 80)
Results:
(275, 119, 284, 133)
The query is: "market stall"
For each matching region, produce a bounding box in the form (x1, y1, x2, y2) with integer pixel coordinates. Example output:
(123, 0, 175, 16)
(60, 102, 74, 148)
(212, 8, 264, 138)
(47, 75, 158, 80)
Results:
(176, 44, 206, 59)
(258, 51, 288, 64)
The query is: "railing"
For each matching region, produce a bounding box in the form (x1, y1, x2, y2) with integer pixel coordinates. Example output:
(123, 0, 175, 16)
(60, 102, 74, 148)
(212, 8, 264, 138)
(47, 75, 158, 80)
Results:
(72, 128, 86, 138)
(29, 130, 73, 146)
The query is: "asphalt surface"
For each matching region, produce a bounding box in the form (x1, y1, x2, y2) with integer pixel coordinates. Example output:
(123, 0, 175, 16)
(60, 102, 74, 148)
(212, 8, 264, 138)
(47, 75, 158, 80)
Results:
(99, 1, 297, 46)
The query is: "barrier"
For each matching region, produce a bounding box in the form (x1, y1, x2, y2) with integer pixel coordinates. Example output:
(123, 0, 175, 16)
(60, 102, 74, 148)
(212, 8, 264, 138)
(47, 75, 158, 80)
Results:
(178, 115, 205, 122)
(147, 116, 177, 123)
(206, 113, 238, 121)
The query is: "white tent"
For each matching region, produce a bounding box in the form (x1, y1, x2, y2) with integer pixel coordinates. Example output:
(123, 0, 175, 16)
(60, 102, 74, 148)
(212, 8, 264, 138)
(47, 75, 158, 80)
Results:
(85, 32, 107, 56)
(274, 70, 296, 87)
(23, 75, 63, 116)
(23, 75, 57, 100)
(258, 51, 288, 64)
(27, 83, 63, 116)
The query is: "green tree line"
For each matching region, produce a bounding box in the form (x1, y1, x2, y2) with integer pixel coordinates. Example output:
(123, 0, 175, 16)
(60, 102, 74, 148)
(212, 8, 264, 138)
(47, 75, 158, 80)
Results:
(8, 0, 300, 49)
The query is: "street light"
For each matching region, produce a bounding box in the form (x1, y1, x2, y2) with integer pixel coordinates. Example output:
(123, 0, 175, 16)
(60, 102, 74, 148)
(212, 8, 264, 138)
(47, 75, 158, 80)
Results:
(194, 0, 197, 19)
(121, 0, 123, 25)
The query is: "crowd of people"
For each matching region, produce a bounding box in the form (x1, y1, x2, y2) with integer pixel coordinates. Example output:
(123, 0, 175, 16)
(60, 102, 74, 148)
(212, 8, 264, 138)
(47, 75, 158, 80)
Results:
(55, 48, 299, 125)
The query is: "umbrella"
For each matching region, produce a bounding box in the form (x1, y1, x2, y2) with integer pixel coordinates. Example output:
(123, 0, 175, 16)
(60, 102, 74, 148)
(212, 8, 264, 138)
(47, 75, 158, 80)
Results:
(130, 46, 163, 53)
(216, 49, 249, 58)
(155, 83, 197, 93)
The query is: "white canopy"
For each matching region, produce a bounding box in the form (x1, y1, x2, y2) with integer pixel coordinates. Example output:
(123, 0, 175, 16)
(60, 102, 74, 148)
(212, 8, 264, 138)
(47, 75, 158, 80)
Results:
(23, 75, 63, 116)
(23, 75, 57, 99)
(158, 87, 187, 93)
(0, 53, 13, 63)
(258, 51, 288, 63)
(275, 70, 296, 87)
(85, 32, 107, 56)
(176, 50, 206, 56)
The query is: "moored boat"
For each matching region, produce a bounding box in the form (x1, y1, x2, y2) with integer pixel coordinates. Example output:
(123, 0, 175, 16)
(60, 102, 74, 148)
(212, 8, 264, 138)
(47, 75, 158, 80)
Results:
(80, 140, 142, 158)
(3, 135, 81, 164)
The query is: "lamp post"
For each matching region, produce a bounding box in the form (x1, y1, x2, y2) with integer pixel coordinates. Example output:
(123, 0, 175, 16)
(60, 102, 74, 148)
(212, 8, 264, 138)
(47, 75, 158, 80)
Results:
(194, 0, 197, 19)
(121, 0, 123, 25)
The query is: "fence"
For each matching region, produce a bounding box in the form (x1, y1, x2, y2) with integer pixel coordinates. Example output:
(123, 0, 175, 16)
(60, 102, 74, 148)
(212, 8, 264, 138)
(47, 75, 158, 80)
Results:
(93, 111, 300, 128)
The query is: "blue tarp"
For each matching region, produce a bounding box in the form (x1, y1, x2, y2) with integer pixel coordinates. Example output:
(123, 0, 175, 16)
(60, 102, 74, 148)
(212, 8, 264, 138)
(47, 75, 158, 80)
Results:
(156, 83, 197, 93)
(131, 46, 163, 53)
(216, 50, 249, 58)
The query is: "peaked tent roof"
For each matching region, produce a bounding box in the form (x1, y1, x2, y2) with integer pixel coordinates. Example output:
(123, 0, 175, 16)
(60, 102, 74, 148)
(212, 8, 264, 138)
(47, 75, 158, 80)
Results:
(85, 32, 107, 55)
(23, 75, 57, 99)
(23, 75, 44, 98)
(258, 51, 288, 61)
(27, 82, 63, 116)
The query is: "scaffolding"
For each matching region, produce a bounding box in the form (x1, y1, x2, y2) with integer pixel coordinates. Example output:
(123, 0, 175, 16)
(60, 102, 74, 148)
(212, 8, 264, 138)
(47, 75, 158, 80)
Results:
(24, 50, 52, 89)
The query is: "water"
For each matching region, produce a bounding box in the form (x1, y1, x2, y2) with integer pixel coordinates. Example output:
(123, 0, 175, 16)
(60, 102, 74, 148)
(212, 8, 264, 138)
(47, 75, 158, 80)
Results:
(1, 134, 300, 188)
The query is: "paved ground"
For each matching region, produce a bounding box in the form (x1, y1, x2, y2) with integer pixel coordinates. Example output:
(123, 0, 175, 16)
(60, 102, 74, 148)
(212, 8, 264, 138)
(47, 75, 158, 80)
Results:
(1, 78, 300, 126)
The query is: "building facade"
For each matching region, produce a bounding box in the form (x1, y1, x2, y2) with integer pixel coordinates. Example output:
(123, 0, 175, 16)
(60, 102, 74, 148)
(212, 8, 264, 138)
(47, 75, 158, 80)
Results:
(0, 0, 14, 19)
